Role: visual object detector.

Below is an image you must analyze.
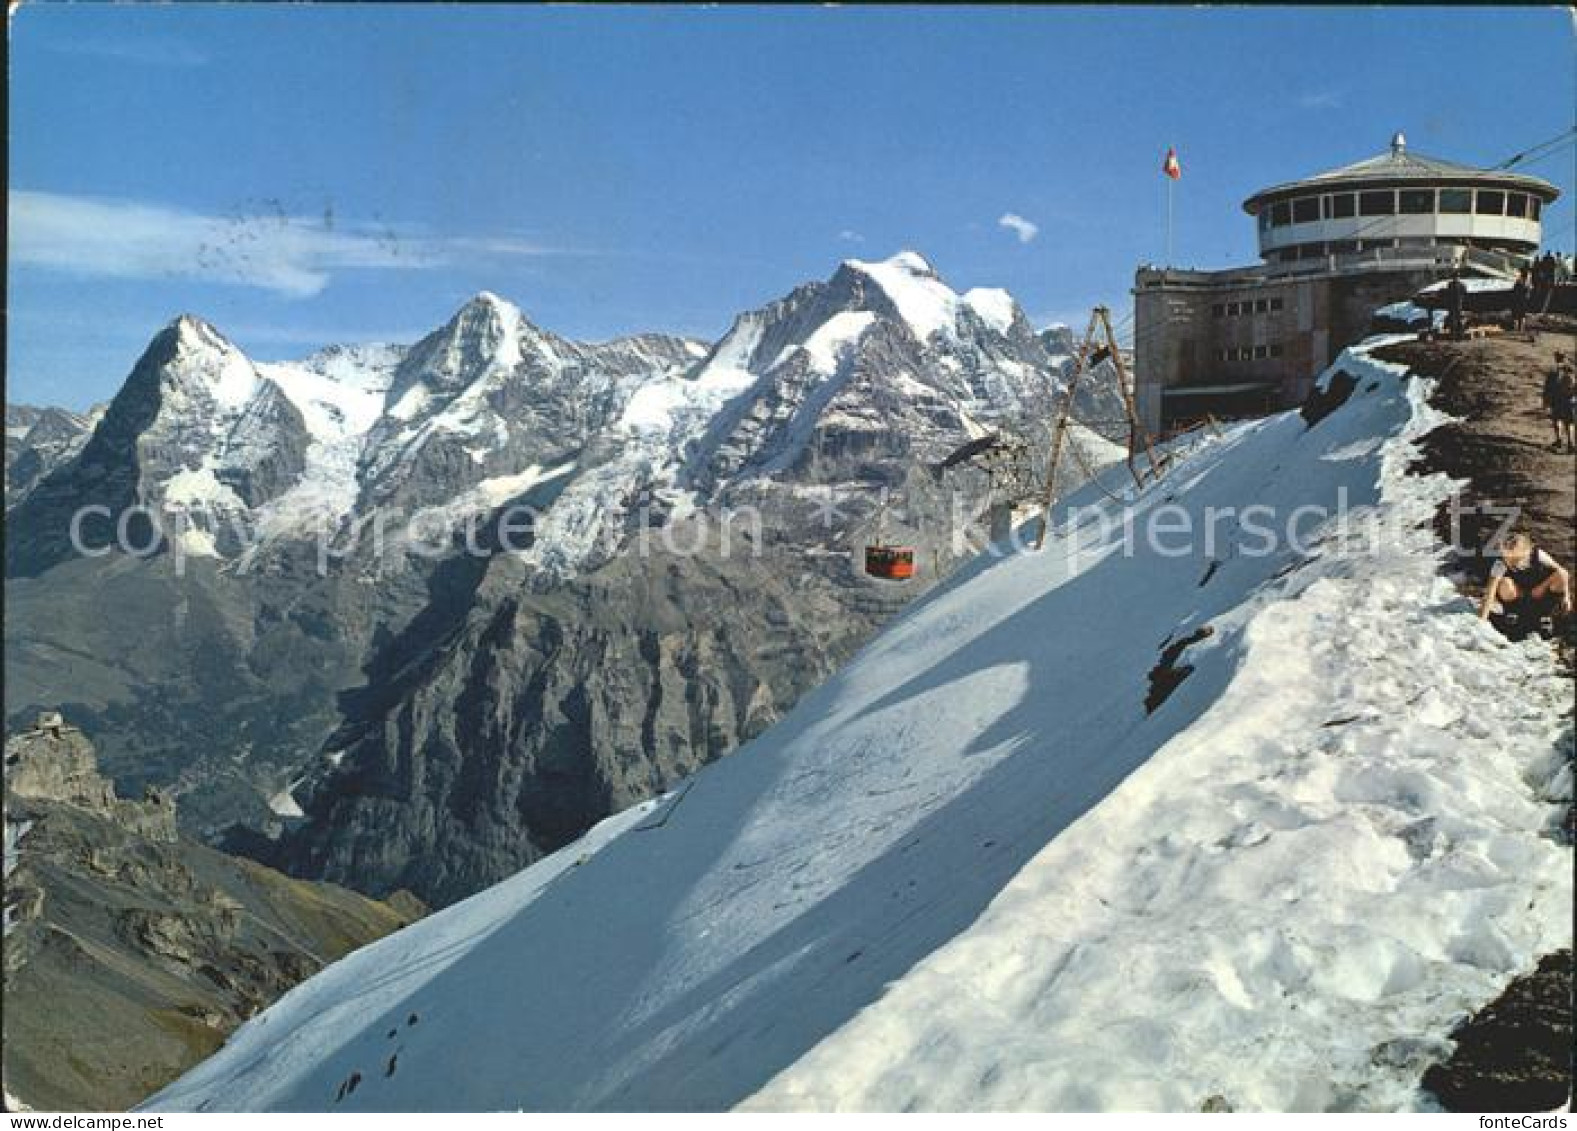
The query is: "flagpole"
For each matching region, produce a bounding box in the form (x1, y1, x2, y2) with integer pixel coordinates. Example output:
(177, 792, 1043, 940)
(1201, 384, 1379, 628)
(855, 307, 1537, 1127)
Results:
(1167, 176, 1174, 266)
(1162, 146, 1180, 267)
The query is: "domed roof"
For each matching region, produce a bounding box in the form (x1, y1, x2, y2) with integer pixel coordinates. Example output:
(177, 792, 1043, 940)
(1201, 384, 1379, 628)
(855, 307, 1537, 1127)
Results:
(1243, 134, 1560, 213)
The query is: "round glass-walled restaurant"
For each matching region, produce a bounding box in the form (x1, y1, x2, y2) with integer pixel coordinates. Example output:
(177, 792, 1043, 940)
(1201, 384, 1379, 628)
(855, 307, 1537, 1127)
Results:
(1242, 133, 1559, 264)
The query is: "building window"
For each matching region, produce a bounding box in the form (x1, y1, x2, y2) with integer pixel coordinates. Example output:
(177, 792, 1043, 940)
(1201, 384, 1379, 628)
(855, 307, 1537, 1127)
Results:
(1270, 201, 1292, 227)
(1259, 211, 1273, 233)
(1329, 193, 1355, 219)
(1327, 240, 1358, 256)
(1269, 297, 1284, 311)
(1254, 298, 1269, 314)
(1270, 344, 1284, 358)
(1506, 193, 1528, 218)
(1399, 189, 1434, 215)
(1292, 197, 1320, 224)
(1211, 303, 1225, 317)
(1475, 190, 1505, 215)
(1530, 198, 1542, 220)
(1298, 243, 1326, 259)
(1253, 345, 1269, 360)
(1359, 190, 1395, 216)
(1439, 188, 1472, 213)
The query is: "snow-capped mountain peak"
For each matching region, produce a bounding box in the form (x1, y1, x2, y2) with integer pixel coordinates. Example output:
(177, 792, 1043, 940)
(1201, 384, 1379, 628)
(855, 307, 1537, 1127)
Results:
(386, 293, 531, 417)
(858, 249, 937, 277)
(678, 251, 1056, 494)
(13, 257, 1055, 577)
(169, 312, 233, 351)
(840, 250, 973, 342)
(160, 315, 262, 411)
(959, 287, 1017, 334)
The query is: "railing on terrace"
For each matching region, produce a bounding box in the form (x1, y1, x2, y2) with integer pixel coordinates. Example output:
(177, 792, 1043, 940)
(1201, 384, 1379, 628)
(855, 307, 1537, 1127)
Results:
(1137, 243, 1521, 288)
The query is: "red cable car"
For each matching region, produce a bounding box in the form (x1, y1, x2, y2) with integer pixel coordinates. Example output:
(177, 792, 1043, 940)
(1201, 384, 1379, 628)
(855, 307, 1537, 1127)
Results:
(864, 543, 916, 580)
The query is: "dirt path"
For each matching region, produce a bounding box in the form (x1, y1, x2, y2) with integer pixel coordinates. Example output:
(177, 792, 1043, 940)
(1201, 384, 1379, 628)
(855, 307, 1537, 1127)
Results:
(1374, 318, 1574, 1112)
(1377, 317, 1577, 661)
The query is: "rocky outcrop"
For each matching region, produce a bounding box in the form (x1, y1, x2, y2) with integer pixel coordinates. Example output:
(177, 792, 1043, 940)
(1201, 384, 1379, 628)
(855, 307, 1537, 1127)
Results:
(6, 713, 118, 810)
(1421, 950, 1573, 1112)
(3, 717, 423, 1112)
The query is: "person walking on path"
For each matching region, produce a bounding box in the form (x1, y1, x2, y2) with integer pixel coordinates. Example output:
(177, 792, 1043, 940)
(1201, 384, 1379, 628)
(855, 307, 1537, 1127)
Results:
(1544, 353, 1576, 452)
(1446, 272, 1467, 340)
(1510, 268, 1530, 331)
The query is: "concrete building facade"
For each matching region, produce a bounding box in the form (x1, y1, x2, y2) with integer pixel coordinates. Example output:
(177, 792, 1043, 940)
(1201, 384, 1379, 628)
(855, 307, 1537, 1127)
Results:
(1133, 134, 1560, 433)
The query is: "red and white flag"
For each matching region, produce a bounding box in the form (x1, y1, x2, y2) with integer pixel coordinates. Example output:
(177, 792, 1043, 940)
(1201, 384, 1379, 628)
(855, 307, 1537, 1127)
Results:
(1162, 147, 1181, 180)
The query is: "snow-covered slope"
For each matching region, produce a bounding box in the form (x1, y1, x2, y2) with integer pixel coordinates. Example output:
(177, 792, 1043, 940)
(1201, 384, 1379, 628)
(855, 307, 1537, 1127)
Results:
(144, 337, 1570, 1112)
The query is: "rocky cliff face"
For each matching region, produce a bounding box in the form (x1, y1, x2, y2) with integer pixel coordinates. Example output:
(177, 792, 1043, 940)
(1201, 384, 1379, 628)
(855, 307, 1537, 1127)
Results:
(269, 544, 916, 905)
(2, 716, 422, 1112)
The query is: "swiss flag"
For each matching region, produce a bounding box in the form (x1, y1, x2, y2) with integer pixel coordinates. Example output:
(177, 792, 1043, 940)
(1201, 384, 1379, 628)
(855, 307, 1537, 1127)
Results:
(1163, 147, 1181, 180)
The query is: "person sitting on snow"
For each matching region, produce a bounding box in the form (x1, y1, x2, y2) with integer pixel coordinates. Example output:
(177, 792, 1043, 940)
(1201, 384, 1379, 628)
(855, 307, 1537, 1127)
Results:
(1478, 532, 1572, 640)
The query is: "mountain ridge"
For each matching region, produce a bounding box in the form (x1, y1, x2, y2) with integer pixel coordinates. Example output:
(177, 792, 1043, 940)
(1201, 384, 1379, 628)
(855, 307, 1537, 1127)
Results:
(6, 252, 1116, 903)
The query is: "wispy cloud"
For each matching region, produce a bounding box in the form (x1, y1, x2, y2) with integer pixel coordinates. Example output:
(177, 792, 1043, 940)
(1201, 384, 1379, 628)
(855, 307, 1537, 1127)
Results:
(43, 36, 211, 69)
(838, 229, 866, 243)
(1297, 89, 1344, 111)
(9, 191, 581, 298)
(998, 212, 1040, 244)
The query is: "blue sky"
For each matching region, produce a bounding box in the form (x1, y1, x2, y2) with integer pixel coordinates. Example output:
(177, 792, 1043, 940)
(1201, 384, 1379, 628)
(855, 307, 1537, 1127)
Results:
(10, 5, 1575, 409)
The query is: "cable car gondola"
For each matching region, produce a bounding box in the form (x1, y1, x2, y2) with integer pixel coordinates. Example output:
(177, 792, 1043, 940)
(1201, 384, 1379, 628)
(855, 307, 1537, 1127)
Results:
(862, 491, 916, 579)
(864, 543, 916, 580)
